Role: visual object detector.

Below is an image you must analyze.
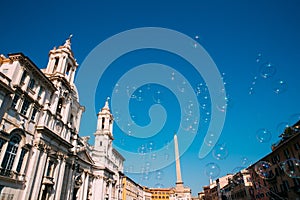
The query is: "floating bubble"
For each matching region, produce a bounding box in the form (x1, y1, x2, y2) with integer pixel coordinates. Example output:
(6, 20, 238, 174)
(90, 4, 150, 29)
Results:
(212, 143, 228, 160)
(272, 79, 288, 94)
(280, 158, 300, 178)
(178, 80, 187, 93)
(204, 131, 217, 147)
(171, 72, 175, 81)
(147, 142, 155, 152)
(254, 161, 275, 180)
(224, 95, 233, 108)
(256, 128, 272, 143)
(248, 87, 254, 95)
(135, 89, 144, 101)
(256, 53, 262, 63)
(205, 162, 221, 179)
(195, 82, 208, 96)
(126, 85, 137, 98)
(142, 172, 150, 181)
(153, 90, 163, 104)
(184, 101, 195, 116)
(154, 183, 165, 188)
(164, 153, 169, 160)
(138, 144, 147, 155)
(259, 62, 276, 78)
(241, 156, 250, 166)
(151, 153, 157, 160)
(276, 122, 289, 135)
(248, 76, 258, 95)
(216, 103, 227, 112)
(124, 165, 134, 173)
(114, 83, 120, 94)
(155, 170, 164, 180)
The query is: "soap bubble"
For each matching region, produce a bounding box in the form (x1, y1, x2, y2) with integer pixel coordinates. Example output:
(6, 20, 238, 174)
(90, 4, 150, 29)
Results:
(155, 170, 164, 180)
(204, 131, 217, 147)
(205, 162, 221, 179)
(272, 79, 288, 94)
(276, 122, 289, 135)
(259, 62, 276, 78)
(212, 143, 228, 160)
(280, 158, 300, 178)
(241, 156, 251, 166)
(256, 128, 272, 143)
(154, 183, 165, 188)
(254, 161, 275, 180)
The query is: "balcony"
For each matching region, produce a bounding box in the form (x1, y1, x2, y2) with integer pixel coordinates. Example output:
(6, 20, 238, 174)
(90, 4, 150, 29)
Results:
(0, 168, 26, 183)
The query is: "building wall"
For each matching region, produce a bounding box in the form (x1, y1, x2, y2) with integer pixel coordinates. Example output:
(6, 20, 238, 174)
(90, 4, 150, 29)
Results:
(247, 121, 300, 200)
(0, 38, 124, 200)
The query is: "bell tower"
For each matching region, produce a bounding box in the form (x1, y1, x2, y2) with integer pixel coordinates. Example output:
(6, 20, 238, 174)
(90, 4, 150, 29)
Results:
(94, 98, 114, 151)
(45, 35, 78, 85)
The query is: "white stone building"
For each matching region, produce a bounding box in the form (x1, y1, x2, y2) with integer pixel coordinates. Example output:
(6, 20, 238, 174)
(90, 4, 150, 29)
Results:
(0, 37, 124, 200)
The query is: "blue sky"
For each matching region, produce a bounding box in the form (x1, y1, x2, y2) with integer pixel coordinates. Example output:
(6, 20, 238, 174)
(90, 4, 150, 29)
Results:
(1, 0, 300, 195)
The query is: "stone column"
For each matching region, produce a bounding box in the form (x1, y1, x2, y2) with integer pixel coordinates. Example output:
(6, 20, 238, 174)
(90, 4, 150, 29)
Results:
(78, 171, 85, 200)
(108, 181, 113, 200)
(82, 172, 89, 200)
(65, 163, 74, 200)
(46, 56, 55, 73)
(21, 144, 41, 199)
(54, 154, 66, 200)
(56, 55, 65, 74)
(92, 176, 104, 200)
(30, 144, 49, 200)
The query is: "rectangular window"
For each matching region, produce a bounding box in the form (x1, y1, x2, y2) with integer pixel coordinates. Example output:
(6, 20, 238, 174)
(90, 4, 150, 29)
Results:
(28, 78, 35, 90)
(294, 142, 300, 151)
(0, 93, 4, 109)
(293, 178, 300, 187)
(20, 71, 27, 84)
(46, 161, 54, 177)
(16, 149, 27, 173)
(283, 180, 290, 191)
(31, 107, 38, 121)
(0, 138, 5, 153)
(38, 86, 43, 97)
(284, 149, 290, 159)
(11, 94, 20, 109)
(20, 99, 30, 115)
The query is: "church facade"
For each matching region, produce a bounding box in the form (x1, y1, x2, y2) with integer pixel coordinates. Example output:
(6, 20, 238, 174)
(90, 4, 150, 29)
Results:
(0, 38, 124, 200)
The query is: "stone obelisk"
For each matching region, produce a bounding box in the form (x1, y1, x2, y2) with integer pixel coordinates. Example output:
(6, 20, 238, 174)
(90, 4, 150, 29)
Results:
(174, 134, 184, 189)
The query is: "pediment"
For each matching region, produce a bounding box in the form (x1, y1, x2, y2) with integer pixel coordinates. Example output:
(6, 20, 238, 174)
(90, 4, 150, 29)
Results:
(77, 149, 94, 165)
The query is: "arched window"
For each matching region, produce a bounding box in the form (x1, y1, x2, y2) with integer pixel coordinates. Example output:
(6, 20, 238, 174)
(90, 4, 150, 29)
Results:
(102, 117, 105, 129)
(53, 57, 59, 72)
(56, 98, 63, 114)
(66, 63, 72, 76)
(1, 135, 20, 175)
